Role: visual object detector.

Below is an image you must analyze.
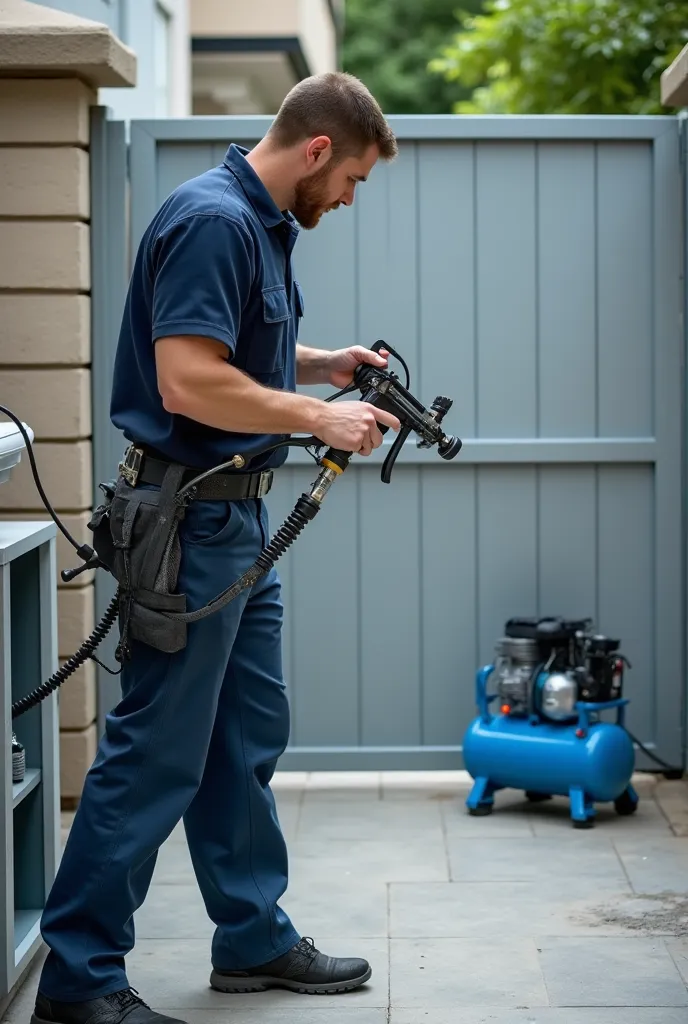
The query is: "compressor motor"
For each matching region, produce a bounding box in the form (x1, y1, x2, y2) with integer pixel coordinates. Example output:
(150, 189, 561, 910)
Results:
(463, 615, 640, 829)
(493, 616, 627, 723)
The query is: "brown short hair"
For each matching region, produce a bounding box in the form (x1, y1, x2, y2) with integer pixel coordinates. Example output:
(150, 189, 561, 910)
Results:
(268, 72, 398, 162)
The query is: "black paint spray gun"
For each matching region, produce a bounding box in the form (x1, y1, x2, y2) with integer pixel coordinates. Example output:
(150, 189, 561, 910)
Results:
(300, 338, 462, 494)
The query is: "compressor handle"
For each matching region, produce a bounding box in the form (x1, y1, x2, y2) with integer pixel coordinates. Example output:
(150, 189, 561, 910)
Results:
(575, 697, 629, 733)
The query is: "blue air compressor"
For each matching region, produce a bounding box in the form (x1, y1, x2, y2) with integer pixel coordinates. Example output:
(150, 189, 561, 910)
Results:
(463, 617, 639, 828)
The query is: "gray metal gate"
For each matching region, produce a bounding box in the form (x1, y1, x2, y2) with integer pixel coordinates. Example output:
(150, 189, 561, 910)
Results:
(92, 113, 686, 772)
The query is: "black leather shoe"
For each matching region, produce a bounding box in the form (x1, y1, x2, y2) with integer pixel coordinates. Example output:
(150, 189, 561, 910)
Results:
(209, 936, 372, 995)
(31, 988, 188, 1024)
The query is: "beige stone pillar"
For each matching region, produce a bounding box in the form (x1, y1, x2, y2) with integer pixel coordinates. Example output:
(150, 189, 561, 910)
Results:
(661, 43, 688, 107)
(0, 0, 135, 806)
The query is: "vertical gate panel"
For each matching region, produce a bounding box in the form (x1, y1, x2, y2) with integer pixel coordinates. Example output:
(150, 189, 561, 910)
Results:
(359, 466, 422, 746)
(597, 144, 653, 437)
(476, 143, 537, 437)
(598, 465, 655, 733)
(477, 465, 539, 657)
(537, 143, 597, 437)
(538, 467, 597, 614)
(356, 144, 420, 385)
(417, 142, 476, 431)
(421, 465, 477, 747)
(288, 468, 360, 747)
(110, 115, 685, 771)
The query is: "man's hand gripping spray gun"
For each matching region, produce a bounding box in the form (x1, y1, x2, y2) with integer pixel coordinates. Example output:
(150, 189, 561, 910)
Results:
(307, 340, 463, 501)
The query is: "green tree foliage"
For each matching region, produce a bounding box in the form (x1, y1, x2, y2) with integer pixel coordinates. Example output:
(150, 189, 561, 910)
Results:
(342, 0, 484, 114)
(429, 0, 688, 114)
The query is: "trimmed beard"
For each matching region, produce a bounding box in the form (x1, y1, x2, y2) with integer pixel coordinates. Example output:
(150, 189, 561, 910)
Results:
(290, 162, 340, 230)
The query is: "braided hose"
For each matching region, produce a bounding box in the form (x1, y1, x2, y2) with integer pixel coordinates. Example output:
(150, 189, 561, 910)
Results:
(255, 498, 318, 571)
(180, 495, 321, 624)
(11, 594, 120, 719)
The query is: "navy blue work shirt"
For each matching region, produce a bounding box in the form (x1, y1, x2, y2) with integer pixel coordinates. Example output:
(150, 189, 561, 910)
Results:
(110, 144, 303, 472)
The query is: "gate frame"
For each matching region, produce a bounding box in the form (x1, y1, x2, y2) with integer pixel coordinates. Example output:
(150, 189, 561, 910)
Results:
(91, 112, 687, 773)
(90, 106, 129, 733)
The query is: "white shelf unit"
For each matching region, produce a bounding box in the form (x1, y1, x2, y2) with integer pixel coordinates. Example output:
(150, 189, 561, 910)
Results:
(0, 521, 59, 1002)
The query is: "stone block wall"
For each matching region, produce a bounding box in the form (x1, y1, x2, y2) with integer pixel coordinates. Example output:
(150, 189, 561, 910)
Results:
(0, 78, 100, 803)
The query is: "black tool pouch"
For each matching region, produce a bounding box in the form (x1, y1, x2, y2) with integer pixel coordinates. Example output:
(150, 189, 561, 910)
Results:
(87, 463, 190, 657)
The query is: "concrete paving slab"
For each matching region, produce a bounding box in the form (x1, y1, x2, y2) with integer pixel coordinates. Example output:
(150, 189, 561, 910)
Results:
(445, 836, 628, 886)
(538, 937, 688, 1006)
(572, 889, 688, 937)
(302, 789, 383, 805)
(441, 794, 536, 838)
(162, 1011, 387, 1024)
(272, 772, 310, 790)
(389, 880, 633, 939)
(392, 1010, 688, 1023)
(125, 937, 388, 1009)
(137, 873, 389, 941)
(382, 771, 471, 801)
(613, 837, 688, 894)
(297, 797, 444, 843)
(150, 839, 196, 884)
(279, 877, 389, 939)
(389, 937, 548, 1008)
(667, 937, 688, 981)
(307, 772, 381, 792)
(287, 837, 450, 884)
(134, 883, 212, 941)
(654, 779, 688, 836)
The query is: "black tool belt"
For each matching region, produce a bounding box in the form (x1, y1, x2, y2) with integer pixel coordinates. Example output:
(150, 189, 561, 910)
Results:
(120, 443, 273, 500)
(87, 444, 274, 660)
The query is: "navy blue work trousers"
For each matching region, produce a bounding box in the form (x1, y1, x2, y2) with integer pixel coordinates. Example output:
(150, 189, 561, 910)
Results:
(38, 496, 300, 1001)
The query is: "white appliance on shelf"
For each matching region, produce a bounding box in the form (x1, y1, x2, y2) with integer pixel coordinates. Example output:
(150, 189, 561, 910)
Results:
(0, 419, 33, 485)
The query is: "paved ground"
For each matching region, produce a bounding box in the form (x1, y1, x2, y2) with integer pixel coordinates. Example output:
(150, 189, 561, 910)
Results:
(5, 771, 688, 1023)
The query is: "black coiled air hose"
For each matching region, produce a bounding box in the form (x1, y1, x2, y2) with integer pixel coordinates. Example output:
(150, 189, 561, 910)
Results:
(11, 493, 322, 715)
(11, 594, 120, 719)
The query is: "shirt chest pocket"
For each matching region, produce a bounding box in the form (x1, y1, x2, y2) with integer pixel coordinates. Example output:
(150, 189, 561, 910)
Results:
(245, 284, 289, 377)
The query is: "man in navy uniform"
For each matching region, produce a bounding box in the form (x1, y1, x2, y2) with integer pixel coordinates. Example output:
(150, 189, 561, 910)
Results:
(32, 72, 399, 1024)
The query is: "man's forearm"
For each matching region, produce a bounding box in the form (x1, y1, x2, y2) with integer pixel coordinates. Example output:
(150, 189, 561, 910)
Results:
(157, 336, 325, 436)
(295, 343, 332, 385)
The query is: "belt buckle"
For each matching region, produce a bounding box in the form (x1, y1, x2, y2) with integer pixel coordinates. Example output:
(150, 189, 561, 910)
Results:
(119, 445, 143, 487)
(256, 470, 272, 498)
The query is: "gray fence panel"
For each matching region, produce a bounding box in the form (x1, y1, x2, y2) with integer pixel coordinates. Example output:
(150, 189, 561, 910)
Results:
(118, 116, 684, 772)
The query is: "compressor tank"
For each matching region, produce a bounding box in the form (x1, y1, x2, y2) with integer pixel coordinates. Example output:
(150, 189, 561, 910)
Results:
(463, 713, 635, 804)
(463, 629, 639, 827)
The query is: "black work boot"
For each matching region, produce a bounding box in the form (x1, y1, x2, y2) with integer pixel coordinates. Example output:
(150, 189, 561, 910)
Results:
(31, 988, 188, 1024)
(209, 936, 372, 995)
